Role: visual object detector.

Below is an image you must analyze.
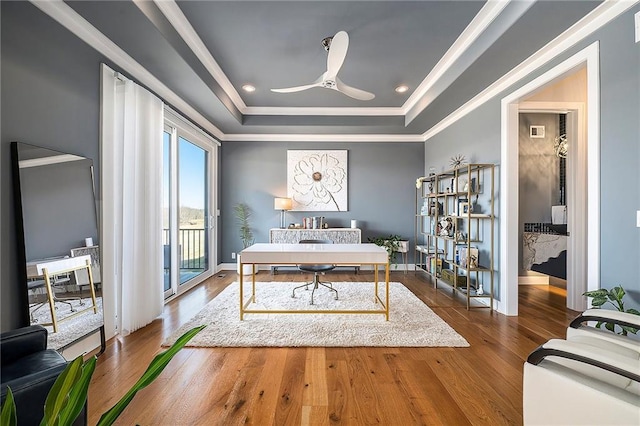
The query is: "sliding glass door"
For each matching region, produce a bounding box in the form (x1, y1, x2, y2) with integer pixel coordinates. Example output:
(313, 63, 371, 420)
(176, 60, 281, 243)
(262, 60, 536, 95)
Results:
(163, 115, 217, 299)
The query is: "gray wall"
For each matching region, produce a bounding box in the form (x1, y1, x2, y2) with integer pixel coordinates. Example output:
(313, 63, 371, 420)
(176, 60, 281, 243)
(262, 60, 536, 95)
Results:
(424, 7, 640, 307)
(1, 2, 105, 330)
(220, 142, 424, 263)
(18, 158, 99, 261)
(518, 113, 561, 224)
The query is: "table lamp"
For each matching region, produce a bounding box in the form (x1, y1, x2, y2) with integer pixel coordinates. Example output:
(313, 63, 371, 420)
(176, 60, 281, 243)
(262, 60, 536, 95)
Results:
(274, 197, 292, 229)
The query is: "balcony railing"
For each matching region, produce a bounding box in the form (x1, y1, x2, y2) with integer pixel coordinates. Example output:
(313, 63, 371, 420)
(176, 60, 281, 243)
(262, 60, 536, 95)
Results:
(163, 228, 207, 270)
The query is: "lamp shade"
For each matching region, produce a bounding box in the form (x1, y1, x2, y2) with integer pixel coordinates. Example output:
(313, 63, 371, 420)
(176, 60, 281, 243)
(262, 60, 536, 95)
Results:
(274, 197, 292, 210)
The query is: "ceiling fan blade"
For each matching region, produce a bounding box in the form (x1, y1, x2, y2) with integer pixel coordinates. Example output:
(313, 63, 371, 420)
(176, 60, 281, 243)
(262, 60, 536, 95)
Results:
(326, 31, 349, 79)
(271, 75, 323, 94)
(335, 78, 375, 101)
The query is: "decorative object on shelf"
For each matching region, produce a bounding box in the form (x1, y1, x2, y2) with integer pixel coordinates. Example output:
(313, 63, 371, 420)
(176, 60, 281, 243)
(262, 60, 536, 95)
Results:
(303, 216, 327, 229)
(429, 201, 443, 216)
(582, 286, 640, 335)
(449, 154, 467, 169)
(287, 150, 348, 211)
(458, 200, 473, 215)
(415, 177, 425, 189)
(274, 197, 292, 229)
(459, 246, 479, 269)
(554, 133, 568, 158)
(429, 167, 436, 176)
(437, 216, 454, 237)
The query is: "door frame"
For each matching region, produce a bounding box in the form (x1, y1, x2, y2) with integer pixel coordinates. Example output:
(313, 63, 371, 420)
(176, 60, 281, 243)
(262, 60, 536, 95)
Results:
(499, 42, 600, 315)
(164, 108, 219, 301)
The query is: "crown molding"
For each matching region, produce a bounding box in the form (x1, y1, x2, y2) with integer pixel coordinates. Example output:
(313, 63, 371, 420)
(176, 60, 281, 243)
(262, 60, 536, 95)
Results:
(243, 106, 404, 116)
(423, 0, 637, 142)
(30, 0, 225, 140)
(157, 0, 508, 119)
(403, 0, 512, 124)
(29, 0, 636, 143)
(221, 133, 424, 143)
(151, 0, 248, 112)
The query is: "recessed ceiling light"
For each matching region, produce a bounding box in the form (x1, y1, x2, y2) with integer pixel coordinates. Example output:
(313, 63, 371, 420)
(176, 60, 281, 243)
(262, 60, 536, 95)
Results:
(242, 84, 256, 93)
(395, 85, 409, 93)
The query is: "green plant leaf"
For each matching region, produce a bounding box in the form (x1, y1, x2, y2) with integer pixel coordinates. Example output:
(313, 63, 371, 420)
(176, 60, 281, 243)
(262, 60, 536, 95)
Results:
(604, 322, 615, 333)
(610, 286, 625, 302)
(626, 308, 640, 316)
(96, 325, 205, 426)
(582, 289, 607, 298)
(1, 387, 17, 426)
(589, 297, 607, 307)
(56, 357, 96, 426)
(41, 356, 84, 425)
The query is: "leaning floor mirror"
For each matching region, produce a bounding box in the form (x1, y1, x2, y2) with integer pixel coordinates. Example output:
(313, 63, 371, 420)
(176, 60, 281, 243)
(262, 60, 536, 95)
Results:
(11, 142, 105, 355)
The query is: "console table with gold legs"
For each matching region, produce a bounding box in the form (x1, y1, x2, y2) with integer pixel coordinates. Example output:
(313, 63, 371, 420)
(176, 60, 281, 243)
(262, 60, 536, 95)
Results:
(239, 243, 390, 320)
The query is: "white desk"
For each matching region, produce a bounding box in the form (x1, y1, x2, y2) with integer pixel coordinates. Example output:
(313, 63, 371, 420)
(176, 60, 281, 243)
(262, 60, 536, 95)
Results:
(239, 243, 390, 320)
(269, 228, 361, 273)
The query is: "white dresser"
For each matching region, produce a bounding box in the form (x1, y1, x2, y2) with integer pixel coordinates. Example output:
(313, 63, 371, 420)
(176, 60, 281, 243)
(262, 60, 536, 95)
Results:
(269, 228, 361, 273)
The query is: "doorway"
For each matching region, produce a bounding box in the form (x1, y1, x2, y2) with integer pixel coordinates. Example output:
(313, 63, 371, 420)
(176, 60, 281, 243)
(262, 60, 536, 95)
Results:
(499, 43, 600, 316)
(163, 111, 219, 299)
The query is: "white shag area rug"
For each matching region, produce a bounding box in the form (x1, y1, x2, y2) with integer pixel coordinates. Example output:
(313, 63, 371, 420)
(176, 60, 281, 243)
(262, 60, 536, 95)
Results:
(163, 282, 469, 348)
(31, 296, 103, 350)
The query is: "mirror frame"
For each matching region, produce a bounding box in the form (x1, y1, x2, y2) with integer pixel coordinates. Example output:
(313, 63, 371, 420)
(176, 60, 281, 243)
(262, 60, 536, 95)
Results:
(10, 141, 105, 354)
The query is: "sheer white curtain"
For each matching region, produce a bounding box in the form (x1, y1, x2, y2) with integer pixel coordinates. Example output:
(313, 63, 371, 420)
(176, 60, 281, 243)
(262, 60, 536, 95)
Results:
(101, 64, 164, 336)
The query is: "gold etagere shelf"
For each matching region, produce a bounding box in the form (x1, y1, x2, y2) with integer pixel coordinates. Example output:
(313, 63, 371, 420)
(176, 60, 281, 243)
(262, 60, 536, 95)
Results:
(414, 163, 495, 310)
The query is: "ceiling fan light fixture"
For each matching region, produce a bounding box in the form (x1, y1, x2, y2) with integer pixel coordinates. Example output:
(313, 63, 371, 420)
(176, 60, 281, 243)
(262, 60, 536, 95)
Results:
(395, 85, 409, 93)
(270, 30, 375, 101)
(242, 84, 256, 93)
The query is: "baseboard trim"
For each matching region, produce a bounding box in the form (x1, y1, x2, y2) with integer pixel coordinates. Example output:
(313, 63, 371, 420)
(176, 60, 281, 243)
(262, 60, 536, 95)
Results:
(518, 275, 550, 285)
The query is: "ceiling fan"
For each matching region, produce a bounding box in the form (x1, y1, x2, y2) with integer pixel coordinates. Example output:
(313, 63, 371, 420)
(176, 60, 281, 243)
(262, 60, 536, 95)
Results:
(271, 30, 375, 101)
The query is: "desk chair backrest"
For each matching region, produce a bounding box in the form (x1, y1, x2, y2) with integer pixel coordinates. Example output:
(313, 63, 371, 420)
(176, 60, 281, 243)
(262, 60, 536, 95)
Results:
(298, 240, 334, 272)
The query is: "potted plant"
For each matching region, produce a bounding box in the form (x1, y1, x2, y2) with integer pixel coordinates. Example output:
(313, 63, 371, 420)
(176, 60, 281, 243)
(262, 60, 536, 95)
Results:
(582, 286, 640, 335)
(368, 234, 408, 268)
(234, 203, 254, 276)
(1, 326, 204, 426)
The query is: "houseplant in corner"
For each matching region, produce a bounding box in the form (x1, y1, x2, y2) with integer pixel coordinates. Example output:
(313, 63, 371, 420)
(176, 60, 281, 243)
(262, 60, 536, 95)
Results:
(368, 234, 408, 269)
(234, 203, 254, 276)
(582, 286, 640, 335)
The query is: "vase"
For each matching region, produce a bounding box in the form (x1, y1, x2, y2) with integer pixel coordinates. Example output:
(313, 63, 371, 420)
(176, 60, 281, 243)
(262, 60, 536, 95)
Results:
(237, 257, 254, 276)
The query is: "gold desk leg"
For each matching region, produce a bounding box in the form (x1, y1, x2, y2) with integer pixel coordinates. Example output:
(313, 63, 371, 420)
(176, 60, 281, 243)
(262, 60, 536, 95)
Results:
(385, 262, 390, 321)
(251, 264, 256, 303)
(374, 265, 379, 303)
(239, 263, 244, 320)
(86, 260, 98, 314)
(43, 270, 59, 333)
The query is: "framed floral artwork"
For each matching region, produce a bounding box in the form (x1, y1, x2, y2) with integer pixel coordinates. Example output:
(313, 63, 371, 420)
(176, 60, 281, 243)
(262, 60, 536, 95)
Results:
(287, 150, 348, 211)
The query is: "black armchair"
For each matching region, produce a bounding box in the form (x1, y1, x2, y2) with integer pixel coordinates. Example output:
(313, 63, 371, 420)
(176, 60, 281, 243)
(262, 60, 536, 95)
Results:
(0, 325, 85, 426)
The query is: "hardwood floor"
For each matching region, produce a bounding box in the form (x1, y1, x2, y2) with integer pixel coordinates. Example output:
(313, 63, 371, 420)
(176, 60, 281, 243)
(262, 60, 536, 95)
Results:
(87, 271, 579, 425)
